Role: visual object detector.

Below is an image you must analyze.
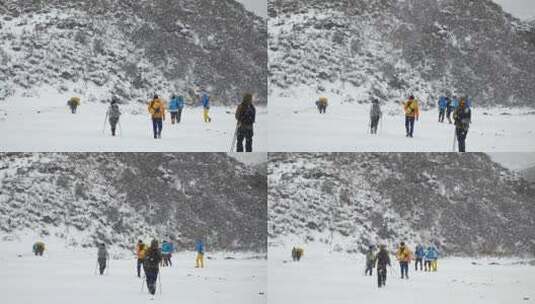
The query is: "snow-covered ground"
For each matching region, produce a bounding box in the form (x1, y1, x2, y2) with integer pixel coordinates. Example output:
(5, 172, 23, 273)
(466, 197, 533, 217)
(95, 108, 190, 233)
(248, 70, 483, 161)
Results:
(0, 89, 267, 152)
(269, 91, 535, 152)
(268, 245, 535, 304)
(2, 238, 267, 304)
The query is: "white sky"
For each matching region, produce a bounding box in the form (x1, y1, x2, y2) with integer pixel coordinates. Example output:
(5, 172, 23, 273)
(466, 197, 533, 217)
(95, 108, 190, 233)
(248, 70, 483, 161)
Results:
(235, 0, 267, 18)
(492, 0, 535, 20)
(488, 153, 535, 171)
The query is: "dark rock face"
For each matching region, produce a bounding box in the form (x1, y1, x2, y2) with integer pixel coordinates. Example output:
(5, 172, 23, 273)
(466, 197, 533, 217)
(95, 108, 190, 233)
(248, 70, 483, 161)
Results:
(269, 0, 535, 107)
(0, 153, 267, 252)
(0, 0, 267, 105)
(269, 153, 535, 256)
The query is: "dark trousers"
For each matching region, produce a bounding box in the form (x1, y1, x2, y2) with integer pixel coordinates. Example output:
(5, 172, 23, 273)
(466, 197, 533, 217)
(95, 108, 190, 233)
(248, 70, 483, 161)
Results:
(370, 116, 380, 134)
(400, 262, 409, 279)
(152, 118, 163, 138)
(170, 109, 182, 124)
(447, 108, 453, 123)
(439, 109, 445, 122)
(137, 258, 143, 277)
(98, 258, 107, 275)
(405, 116, 415, 137)
(424, 260, 432, 271)
(365, 263, 373, 276)
(415, 258, 423, 271)
(34, 250, 43, 256)
(162, 254, 172, 266)
(237, 127, 253, 152)
(456, 127, 468, 152)
(377, 267, 387, 287)
(70, 105, 77, 114)
(145, 269, 159, 295)
(109, 117, 118, 136)
(319, 105, 327, 113)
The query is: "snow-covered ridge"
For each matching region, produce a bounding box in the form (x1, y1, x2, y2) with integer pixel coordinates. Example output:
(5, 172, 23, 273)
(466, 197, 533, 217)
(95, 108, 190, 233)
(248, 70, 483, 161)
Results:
(268, 0, 535, 108)
(0, 153, 267, 252)
(268, 153, 535, 256)
(0, 0, 267, 106)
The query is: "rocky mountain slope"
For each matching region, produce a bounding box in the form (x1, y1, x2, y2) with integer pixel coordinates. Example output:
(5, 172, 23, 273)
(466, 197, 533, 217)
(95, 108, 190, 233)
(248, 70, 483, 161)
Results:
(520, 164, 535, 183)
(268, 0, 535, 107)
(268, 153, 535, 256)
(0, 0, 267, 105)
(0, 153, 267, 251)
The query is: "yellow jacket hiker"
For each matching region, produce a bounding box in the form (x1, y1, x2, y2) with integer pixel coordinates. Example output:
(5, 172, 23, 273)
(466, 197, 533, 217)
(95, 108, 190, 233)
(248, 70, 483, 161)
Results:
(148, 95, 166, 139)
(67, 96, 80, 114)
(403, 95, 419, 137)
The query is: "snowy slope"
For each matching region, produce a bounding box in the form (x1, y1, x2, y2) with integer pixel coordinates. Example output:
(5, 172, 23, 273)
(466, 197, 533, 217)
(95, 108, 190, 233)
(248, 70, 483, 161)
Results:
(268, 246, 535, 304)
(0, 153, 267, 251)
(0, 0, 267, 105)
(268, 0, 535, 107)
(268, 153, 535, 256)
(0, 88, 267, 152)
(2, 237, 266, 304)
(268, 90, 535, 152)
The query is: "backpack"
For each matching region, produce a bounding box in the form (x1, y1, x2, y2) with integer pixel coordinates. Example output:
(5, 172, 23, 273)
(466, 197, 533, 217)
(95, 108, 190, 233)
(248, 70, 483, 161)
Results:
(151, 100, 161, 114)
(240, 104, 255, 125)
(109, 104, 120, 118)
(371, 104, 381, 117)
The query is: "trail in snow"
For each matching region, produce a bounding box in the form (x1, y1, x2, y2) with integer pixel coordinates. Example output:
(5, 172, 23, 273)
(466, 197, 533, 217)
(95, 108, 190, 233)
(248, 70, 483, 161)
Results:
(2, 241, 266, 304)
(0, 91, 267, 152)
(269, 94, 535, 152)
(268, 247, 535, 304)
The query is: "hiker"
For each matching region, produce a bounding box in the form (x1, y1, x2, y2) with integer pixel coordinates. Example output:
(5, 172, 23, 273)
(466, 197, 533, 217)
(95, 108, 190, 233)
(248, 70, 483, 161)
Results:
(195, 239, 205, 268)
(295, 247, 304, 261)
(200, 92, 211, 123)
(67, 97, 80, 114)
(148, 95, 166, 139)
(291, 247, 298, 261)
(136, 240, 146, 278)
(168, 95, 184, 124)
(370, 99, 382, 134)
(33, 241, 45, 256)
(447, 96, 459, 124)
(143, 239, 162, 296)
(414, 244, 425, 271)
(438, 96, 447, 123)
(365, 245, 376, 276)
(106, 97, 121, 136)
(376, 244, 391, 288)
(161, 240, 173, 267)
(403, 95, 419, 138)
(425, 245, 439, 272)
(316, 96, 328, 114)
(97, 243, 109, 275)
(235, 93, 256, 152)
(453, 98, 471, 152)
(396, 242, 412, 279)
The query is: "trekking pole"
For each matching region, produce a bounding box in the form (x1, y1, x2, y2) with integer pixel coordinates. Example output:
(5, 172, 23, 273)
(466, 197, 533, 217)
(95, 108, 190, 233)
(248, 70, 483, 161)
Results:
(94, 261, 98, 275)
(158, 272, 162, 295)
(118, 121, 123, 137)
(380, 115, 384, 135)
(452, 128, 457, 152)
(140, 275, 145, 293)
(229, 123, 238, 152)
(102, 112, 108, 134)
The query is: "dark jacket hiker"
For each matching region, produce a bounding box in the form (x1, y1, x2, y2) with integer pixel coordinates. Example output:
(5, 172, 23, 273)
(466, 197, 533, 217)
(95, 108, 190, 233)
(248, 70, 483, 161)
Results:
(143, 240, 162, 295)
(453, 99, 472, 152)
(376, 245, 391, 288)
(235, 93, 256, 152)
(107, 97, 121, 136)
